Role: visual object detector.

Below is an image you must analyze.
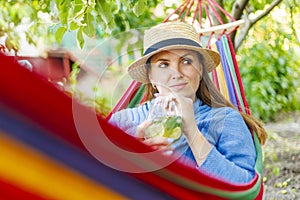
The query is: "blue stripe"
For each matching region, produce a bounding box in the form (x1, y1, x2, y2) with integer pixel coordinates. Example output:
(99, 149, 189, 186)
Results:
(216, 41, 238, 108)
(144, 38, 202, 55)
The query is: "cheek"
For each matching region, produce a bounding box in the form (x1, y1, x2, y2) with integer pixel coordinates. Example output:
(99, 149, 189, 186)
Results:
(185, 69, 201, 89)
(149, 69, 170, 83)
(190, 75, 200, 90)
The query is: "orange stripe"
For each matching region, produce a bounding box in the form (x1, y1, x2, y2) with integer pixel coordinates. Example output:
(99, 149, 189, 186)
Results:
(0, 132, 128, 200)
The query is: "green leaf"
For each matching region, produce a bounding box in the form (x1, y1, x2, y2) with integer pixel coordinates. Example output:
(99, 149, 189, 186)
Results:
(95, 0, 113, 24)
(83, 13, 96, 37)
(74, 0, 84, 13)
(55, 26, 67, 44)
(25, 31, 37, 46)
(5, 37, 12, 51)
(106, 20, 115, 34)
(133, 0, 147, 17)
(77, 28, 84, 49)
(70, 21, 79, 31)
(55, 0, 71, 25)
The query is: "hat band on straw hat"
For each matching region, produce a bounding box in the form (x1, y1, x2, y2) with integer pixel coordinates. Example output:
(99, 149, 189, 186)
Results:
(144, 38, 202, 56)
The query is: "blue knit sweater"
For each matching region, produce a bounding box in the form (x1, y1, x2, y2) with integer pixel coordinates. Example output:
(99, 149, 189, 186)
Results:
(109, 98, 256, 184)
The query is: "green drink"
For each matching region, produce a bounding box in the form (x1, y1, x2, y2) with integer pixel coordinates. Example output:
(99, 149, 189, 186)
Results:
(163, 115, 182, 140)
(144, 97, 182, 141)
(145, 115, 182, 140)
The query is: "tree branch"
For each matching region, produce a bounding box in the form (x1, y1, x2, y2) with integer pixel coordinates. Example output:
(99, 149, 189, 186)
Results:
(288, 0, 300, 44)
(249, 0, 283, 25)
(231, 0, 248, 20)
(230, 0, 249, 49)
(234, 0, 283, 51)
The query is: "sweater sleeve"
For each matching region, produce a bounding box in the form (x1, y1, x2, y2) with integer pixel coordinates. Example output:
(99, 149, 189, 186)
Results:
(108, 105, 148, 136)
(198, 108, 256, 184)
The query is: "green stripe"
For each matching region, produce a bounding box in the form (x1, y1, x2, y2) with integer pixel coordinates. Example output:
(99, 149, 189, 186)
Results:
(221, 36, 246, 113)
(128, 84, 146, 108)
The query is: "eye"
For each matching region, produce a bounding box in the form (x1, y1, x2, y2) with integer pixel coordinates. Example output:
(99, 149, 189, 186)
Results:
(158, 62, 168, 68)
(182, 58, 192, 64)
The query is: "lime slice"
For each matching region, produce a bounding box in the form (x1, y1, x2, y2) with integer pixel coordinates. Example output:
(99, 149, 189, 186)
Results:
(169, 126, 182, 140)
(164, 116, 180, 129)
(145, 122, 164, 139)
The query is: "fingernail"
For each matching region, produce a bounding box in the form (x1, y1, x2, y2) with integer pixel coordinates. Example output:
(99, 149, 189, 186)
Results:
(167, 138, 174, 143)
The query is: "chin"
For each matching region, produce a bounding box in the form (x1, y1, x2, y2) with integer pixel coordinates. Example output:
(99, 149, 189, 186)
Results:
(175, 90, 195, 99)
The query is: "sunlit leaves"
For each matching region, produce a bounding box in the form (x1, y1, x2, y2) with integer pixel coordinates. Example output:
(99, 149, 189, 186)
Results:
(70, 21, 79, 31)
(1, 0, 162, 52)
(76, 28, 84, 49)
(74, 0, 84, 13)
(55, 0, 71, 25)
(133, 0, 147, 17)
(95, 0, 113, 24)
(83, 13, 96, 37)
(55, 26, 67, 44)
(239, 16, 300, 121)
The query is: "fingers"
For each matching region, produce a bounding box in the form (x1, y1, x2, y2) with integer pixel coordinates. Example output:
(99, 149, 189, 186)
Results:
(143, 137, 174, 146)
(136, 120, 152, 140)
(154, 93, 179, 114)
(143, 137, 174, 155)
(138, 119, 175, 156)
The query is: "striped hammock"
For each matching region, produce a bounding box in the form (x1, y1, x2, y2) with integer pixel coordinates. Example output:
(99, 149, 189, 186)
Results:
(0, 49, 263, 199)
(0, 1, 263, 199)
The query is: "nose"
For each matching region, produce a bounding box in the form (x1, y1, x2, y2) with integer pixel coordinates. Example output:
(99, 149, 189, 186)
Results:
(170, 66, 183, 79)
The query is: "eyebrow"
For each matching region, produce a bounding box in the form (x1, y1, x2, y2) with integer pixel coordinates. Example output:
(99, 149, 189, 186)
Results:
(152, 53, 194, 63)
(154, 58, 169, 62)
(180, 53, 193, 58)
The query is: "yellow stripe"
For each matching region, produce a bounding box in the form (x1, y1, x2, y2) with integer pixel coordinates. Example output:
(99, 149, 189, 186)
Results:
(211, 43, 229, 101)
(216, 65, 230, 101)
(0, 132, 128, 200)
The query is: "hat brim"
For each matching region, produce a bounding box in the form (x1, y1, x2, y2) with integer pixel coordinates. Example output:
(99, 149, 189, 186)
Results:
(128, 45, 220, 84)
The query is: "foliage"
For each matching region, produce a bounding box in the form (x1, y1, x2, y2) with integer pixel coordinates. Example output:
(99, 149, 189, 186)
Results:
(68, 63, 111, 116)
(238, 12, 300, 122)
(2, 0, 286, 53)
(2, 0, 300, 120)
(0, 0, 54, 52)
(0, 0, 165, 54)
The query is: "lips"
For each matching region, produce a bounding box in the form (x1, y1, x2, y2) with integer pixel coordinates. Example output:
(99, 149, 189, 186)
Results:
(169, 82, 188, 90)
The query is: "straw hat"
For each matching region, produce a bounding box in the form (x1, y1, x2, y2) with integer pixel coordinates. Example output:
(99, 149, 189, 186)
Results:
(127, 21, 220, 83)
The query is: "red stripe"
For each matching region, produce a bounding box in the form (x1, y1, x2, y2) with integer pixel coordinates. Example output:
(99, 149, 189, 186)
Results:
(0, 178, 46, 200)
(255, 182, 264, 200)
(134, 172, 229, 200)
(212, 69, 220, 91)
(226, 35, 251, 115)
(0, 55, 85, 149)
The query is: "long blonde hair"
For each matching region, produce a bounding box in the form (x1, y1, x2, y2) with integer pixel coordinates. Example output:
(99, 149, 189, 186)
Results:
(145, 53, 267, 144)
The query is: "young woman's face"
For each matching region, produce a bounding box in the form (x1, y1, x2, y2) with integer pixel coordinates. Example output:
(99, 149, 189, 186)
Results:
(148, 49, 202, 101)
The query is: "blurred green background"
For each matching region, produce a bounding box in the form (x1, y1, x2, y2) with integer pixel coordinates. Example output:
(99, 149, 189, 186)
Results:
(1, 0, 299, 122)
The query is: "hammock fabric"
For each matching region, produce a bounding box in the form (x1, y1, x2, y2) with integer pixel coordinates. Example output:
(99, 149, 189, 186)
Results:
(107, 0, 264, 199)
(0, 1, 263, 199)
(106, 37, 264, 200)
(0, 52, 263, 200)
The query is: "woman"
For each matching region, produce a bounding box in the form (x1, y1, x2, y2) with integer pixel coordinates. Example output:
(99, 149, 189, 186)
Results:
(109, 22, 267, 184)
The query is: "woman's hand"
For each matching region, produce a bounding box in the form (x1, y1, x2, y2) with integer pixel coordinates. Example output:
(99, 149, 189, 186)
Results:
(136, 120, 174, 154)
(151, 94, 212, 165)
(155, 93, 198, 139)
